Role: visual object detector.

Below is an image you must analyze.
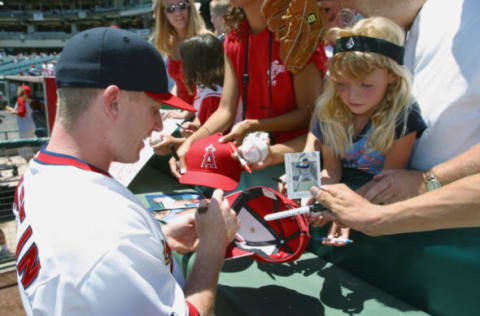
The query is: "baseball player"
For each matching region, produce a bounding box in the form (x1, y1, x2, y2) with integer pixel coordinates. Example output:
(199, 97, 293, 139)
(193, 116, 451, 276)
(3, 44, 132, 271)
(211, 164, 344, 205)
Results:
(294, 157, 317, 191)
(13, 27, 238, 316)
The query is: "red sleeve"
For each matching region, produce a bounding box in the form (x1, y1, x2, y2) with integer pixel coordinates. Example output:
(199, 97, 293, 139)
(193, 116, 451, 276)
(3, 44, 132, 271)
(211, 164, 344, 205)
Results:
(198, 95, 221, 125)
(16, 97, 26, 118)
(308, 41, 328, 77)
(186, 300, 200, 316)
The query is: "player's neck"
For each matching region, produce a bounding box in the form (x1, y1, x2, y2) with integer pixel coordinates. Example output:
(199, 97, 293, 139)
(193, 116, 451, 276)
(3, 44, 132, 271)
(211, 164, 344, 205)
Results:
(47, 123, 111, 172)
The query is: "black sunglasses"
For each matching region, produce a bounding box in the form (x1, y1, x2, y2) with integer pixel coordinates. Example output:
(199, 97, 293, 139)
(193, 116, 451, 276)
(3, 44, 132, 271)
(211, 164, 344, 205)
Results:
(164, 2, 190, 13)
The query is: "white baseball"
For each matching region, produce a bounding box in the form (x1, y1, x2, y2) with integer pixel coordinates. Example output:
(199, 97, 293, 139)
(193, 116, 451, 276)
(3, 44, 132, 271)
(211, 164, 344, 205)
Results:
(240, 138, 269, 163)
(149, 132, 164, 146)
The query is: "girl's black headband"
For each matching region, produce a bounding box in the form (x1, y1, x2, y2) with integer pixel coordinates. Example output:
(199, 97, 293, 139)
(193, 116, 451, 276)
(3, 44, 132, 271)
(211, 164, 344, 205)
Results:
(334, 36, 405, 65)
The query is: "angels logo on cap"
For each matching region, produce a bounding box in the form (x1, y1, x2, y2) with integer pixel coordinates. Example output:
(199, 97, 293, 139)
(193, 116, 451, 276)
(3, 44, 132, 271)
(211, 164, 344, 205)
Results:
(224, 186, 310, 263)
(179, 133, 243, 191)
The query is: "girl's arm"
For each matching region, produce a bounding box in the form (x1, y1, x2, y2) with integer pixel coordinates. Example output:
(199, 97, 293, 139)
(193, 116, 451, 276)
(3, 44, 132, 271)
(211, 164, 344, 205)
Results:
(169, 55, 239, 178)
(320, 144, 342, 185)
(382, 131, 417, 170)
(221, 62, 324, 145)
(303, 131, 321, 152)
(315, 143, 350, 246)
(356, 131, 417, 203)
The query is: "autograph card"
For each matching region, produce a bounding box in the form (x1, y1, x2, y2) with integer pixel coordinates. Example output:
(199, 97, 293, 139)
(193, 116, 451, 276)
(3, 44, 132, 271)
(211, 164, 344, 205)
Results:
(284, 151, 321, 199)
(146, 192, 201, 222)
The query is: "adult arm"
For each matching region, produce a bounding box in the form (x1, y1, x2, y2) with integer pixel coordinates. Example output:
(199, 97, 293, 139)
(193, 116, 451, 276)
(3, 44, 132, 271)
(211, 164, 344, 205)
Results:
(6, 98, 26, 117)
(313, 173, 480, 236)
(317, 0, 426, 30)
(168, 56, 240, 178)
(360, 142, 480, 204)
(221, 62, 323, 146)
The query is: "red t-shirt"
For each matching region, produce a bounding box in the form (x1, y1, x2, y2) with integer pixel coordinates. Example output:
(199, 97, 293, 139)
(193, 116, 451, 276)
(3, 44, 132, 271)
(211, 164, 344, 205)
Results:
(224, 21, 327, 144)
(167, 58, 196, 106)
(194, 86, 222, 125)
(16, 97, 26, 117)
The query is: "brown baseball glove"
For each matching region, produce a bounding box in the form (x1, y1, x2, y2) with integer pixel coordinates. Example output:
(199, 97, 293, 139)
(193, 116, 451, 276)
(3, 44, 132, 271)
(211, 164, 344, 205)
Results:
(279, 0, 327, 73)
(261, 0, 290, 39)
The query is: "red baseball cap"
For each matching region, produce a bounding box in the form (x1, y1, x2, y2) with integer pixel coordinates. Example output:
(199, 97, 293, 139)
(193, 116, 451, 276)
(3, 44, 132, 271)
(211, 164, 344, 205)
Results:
(179, 133, 243, 191)
(22, 84, 31, 97)
(224, 186, 310, 263)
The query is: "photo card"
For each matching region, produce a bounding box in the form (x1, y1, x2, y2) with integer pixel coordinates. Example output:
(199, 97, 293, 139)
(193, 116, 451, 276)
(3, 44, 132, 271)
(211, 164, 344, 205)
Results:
(284, 151, 321, 199)
(145, 192, 202, 222)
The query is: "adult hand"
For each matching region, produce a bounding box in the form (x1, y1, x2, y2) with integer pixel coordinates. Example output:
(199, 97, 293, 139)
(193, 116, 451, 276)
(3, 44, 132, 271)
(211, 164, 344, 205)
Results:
(277, 174, 287, 195)
(162, 211, 198, 254)
(181, 121, 199, 138)
(311, 185, 383, 236)
(195, 189, 239, 250)
(317, 0, 354, 11)
(358, 169, 426, 204)
(169, 138, 191, 179)
(219, 119, 254, 146)
(151, 134, 177, 156)
(316, 0, 347, 26)
(162, 109, 194, 121)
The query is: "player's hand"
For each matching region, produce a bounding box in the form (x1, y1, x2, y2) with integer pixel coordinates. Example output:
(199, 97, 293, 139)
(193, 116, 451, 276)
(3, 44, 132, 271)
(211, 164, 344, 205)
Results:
(162, 211, 198, 253)
(219, 119, 255, 146)
(195, 189, 239, 250)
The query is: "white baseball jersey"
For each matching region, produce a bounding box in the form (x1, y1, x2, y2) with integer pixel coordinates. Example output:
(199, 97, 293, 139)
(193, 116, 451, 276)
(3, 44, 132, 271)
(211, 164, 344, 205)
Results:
(14, 147, 199, 316)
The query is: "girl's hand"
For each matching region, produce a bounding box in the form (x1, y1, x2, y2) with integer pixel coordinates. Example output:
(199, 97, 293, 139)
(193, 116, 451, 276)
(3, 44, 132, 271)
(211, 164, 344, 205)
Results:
(323, 222, 350, 247)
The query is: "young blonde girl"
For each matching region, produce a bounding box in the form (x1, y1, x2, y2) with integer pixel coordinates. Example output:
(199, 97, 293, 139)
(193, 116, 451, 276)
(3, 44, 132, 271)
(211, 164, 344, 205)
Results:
(311, 17, 427, 246)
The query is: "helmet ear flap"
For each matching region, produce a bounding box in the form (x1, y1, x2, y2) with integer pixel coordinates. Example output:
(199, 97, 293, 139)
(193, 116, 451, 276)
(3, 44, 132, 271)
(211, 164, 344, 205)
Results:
(224, 186, 311, 263)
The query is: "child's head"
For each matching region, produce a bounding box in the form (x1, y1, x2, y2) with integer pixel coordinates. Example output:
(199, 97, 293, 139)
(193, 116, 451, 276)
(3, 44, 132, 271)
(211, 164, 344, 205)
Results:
(210, 0, 230, 35)
(317, 17, 412, 155)
(179, 33, 224, 94)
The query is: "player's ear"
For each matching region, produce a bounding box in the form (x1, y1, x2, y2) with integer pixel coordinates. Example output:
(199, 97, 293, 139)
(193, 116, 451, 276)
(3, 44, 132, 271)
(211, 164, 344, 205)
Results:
(103, 85, 120, 119)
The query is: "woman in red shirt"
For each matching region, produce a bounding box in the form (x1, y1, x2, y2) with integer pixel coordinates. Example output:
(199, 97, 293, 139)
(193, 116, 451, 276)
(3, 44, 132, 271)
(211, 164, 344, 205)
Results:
(169, 0, 327, 180)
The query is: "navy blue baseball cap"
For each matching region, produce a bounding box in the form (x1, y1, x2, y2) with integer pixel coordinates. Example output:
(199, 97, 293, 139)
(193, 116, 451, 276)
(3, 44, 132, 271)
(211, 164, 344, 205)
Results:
(56, 27, 196, 112)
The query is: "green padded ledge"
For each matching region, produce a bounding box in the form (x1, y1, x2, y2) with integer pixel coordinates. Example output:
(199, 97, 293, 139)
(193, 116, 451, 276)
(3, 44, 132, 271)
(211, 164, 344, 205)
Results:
(175, 251, 429, 316)
(0, 137, 49, 149)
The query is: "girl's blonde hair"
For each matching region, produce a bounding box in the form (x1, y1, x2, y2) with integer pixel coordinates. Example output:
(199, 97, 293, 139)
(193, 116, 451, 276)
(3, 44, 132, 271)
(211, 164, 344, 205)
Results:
(316, 16, 413, 156)
(153, 0, 206, 56)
